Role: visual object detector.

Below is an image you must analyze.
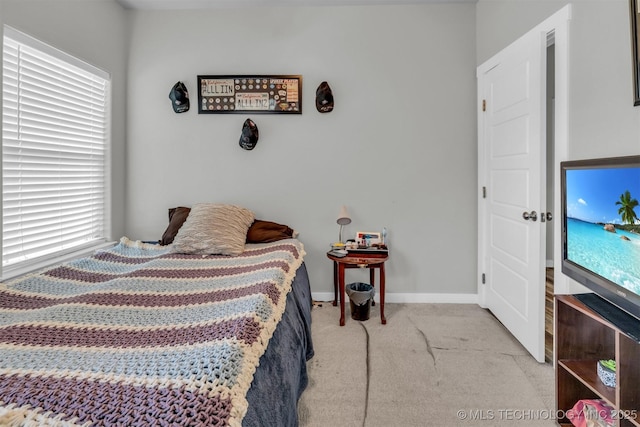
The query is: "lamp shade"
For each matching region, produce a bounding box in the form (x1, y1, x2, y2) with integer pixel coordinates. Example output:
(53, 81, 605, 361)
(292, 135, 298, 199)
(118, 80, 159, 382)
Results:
(337, 205, 352, 225)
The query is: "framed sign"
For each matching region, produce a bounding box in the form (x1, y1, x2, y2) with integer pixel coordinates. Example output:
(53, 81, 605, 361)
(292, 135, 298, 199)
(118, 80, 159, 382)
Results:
(631, 0, 640, 106)
(197, 75, 302, 114)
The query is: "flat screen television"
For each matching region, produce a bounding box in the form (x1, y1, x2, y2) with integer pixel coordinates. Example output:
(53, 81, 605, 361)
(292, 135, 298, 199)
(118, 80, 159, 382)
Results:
(561, 155, 640, 326)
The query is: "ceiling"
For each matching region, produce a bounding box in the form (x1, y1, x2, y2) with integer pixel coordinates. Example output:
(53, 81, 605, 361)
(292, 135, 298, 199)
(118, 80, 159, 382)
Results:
(115, 0, 476, 10)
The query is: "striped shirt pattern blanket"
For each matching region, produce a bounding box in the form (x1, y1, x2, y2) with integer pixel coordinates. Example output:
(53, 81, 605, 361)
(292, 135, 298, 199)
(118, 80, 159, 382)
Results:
(0, 237, 305, 426)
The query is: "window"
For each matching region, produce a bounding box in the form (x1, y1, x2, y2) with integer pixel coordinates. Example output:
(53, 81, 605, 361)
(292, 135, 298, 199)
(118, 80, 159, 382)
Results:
(2, 26, 110, 277)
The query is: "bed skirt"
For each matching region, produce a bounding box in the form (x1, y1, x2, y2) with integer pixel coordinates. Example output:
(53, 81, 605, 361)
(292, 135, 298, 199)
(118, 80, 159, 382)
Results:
(243, 262, 314, 426)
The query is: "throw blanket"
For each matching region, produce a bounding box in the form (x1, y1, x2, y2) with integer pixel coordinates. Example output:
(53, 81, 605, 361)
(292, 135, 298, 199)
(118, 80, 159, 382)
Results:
(0, 237, 305, 427)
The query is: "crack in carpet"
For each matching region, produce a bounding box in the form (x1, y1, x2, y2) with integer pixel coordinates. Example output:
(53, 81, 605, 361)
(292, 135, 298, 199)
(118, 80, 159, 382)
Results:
(359, 322, 370, 427)
(408, 316, 439, 386)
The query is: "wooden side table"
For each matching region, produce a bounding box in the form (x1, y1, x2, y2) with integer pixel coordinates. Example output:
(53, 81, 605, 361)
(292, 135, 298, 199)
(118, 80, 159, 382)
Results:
(326, 251, 389, 326)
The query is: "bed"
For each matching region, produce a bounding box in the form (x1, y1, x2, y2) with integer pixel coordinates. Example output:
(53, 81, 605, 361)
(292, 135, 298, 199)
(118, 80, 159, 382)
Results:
(0, 232, 314, 426)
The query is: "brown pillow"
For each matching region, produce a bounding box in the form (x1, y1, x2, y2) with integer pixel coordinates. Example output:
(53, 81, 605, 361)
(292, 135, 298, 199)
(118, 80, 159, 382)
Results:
(246, 219, 296, 243)
(160, 206, 191, 245)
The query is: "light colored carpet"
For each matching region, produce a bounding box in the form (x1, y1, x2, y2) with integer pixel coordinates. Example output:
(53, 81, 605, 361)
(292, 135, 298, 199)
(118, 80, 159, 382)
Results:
(298, 302, 556, 427)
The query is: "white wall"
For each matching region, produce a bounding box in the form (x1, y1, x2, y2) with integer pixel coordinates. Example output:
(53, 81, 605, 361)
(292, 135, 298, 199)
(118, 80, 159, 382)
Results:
(125, 4, 478, 298)
(5, 1, 635, 300)
(477, 0, 639, 157)
(476, 0, 640, 293)
(0, 0, 129, 240)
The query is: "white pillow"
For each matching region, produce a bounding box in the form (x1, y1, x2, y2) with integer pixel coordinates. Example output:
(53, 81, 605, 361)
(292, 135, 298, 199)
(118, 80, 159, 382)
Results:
(171, 203, 255, 256)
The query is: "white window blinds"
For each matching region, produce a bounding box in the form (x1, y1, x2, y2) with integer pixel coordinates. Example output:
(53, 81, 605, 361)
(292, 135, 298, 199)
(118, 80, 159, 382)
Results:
(2, 27, 110, 274)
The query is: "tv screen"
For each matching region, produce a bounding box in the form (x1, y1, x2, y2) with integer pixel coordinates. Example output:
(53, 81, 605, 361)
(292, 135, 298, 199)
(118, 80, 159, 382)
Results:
(561, 155, 640, 321)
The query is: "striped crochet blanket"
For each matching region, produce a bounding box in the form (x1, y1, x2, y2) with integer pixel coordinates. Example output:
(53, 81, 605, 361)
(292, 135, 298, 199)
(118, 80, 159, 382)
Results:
(0, 237, 305, 427)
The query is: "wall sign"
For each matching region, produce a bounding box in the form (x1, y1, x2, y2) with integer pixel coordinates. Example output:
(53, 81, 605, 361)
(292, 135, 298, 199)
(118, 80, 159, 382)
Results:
(197, 75, 302, 114)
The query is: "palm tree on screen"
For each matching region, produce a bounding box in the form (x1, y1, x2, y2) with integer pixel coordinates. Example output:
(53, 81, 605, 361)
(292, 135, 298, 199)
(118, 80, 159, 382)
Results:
(616, 190, 639, 225)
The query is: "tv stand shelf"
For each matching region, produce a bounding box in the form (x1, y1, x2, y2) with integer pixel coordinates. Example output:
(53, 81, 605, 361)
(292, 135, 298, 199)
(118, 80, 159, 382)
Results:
(555, 295, 640, 427)
(557, 360, 616, 404)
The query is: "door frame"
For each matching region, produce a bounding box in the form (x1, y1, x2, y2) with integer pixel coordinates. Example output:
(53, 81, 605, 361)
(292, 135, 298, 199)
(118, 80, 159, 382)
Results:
(477, 5, 572, 312)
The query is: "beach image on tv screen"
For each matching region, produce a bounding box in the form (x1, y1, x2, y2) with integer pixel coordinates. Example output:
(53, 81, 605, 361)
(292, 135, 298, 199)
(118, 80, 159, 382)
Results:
(566, 167, 640, 295)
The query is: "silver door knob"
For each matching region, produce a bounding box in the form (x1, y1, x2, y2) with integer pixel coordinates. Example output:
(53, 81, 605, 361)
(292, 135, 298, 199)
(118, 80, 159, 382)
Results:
(522, 211, 537, 221)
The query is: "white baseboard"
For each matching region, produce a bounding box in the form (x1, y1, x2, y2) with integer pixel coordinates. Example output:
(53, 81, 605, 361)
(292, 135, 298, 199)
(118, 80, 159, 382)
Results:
(311, 292, 478, 304)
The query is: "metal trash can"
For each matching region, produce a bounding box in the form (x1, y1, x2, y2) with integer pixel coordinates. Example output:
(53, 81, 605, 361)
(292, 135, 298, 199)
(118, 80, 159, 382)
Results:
(346, 282, 375, 321)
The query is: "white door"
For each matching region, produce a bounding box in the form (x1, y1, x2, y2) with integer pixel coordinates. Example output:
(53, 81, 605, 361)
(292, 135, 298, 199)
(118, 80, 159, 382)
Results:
(477, 29, 547, 362)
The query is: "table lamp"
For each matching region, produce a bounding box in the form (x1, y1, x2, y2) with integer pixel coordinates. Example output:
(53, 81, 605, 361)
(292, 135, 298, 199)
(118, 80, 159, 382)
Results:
(337, 205, 351, 243)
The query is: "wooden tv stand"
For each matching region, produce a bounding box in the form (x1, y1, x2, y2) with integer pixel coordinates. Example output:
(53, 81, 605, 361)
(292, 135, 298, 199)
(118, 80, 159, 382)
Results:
(555, 294, 640, 426)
